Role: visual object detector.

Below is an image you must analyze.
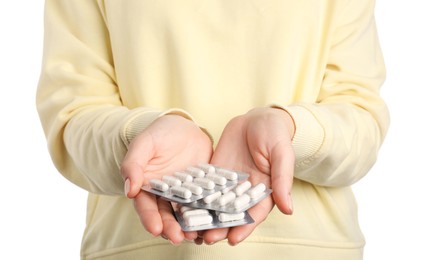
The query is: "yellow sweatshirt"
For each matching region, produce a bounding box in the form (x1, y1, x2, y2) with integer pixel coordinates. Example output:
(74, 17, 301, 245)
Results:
(36, 0, 389, 259)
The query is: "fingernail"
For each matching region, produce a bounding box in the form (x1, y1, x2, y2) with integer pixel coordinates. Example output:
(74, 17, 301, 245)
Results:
(287, 194, 293, 214)
(124, 178, 131, 197)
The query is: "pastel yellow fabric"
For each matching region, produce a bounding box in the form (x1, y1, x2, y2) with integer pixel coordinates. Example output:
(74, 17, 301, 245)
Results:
(37, 0, 389, 259)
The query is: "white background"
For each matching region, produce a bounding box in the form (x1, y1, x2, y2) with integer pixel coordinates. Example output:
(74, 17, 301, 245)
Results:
(0, 1, 423, 259)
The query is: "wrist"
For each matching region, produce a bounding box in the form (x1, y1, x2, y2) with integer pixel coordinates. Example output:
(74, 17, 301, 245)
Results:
(269, 106, 296, 140)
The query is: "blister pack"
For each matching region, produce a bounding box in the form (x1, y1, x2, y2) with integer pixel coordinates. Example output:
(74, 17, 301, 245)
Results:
(141, 164, 272, 231)
(141, 164, 249, 204)
(173, 205, 254, 231)
(186, 181, 272, 213)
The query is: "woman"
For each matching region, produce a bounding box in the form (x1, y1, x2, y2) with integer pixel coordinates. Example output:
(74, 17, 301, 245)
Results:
(36, 0, 389, 259)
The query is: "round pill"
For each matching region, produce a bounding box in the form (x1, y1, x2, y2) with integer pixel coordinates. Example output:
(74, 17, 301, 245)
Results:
(186, 166, 206, 178)
(233, 194, 251, 209)
(218, 212, 245, 222)
(182, 182, 203, 195)
(171, 186, 192, 199)
(198, 163, 216, 174)
(218, 191, 236, 206)
(162, 175, 182, 187)
(205, 173, 227, 186)
(203, 191, 222, 204)
(184, 214, 213, 227)
(182, 209, 210, 218)
(194, 178, 215, 190)
(248, 183, 267, 199)
(234, 181, 252, 196)
(216, 168, 238, 181)
(174, 172, 193, 182)
(149, 179, 169, 192)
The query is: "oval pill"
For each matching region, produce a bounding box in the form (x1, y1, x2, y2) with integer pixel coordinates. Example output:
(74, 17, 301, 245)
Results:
(194, 178, 215, 190)
(233, 194, 251, 209)
(235, 181, 252, 196)
(203, 191, 222, 204)
(184, 214, 213, 227)
(216, 168, 238, 181)
(198, 163, 216, 174)
(182, 209, 210, 218)
(149, 179, 169, 192)
(182, 182, 203, 195)
(218, 191, 236, 206)
(171, 186, 192, 199)
(248, 183, 267, 199)
(218, 212, 245, 222)
(186, 166, 205, 178)
(174, 172, 193, 182)
(162, 175, 182, 187)
(206, 173, 227, 186)
(221, 186, 234, 194)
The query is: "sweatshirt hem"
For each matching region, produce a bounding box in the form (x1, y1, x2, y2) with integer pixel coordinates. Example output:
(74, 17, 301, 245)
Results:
(82, 237, 365, 260)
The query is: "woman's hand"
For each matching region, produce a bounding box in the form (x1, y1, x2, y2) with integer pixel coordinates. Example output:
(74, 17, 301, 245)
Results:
(201, 107, 295, 245)
(120, 114, 213, 245)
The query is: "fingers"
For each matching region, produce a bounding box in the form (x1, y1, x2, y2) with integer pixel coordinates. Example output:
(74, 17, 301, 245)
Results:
(202, 228, 229, 245)
(134, 189, 199, 245)
(202, 196, 274, 246)
(157, 199, 195, 245)
(270, 142, 294, 215)
(133, 191, 163, 236)
(226, 196, 274, 245)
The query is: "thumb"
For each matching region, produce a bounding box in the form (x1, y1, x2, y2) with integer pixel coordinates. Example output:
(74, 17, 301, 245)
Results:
(121, 162, 145, 198)
(120, 133, 154, 198)
(270, 142, 294, 215)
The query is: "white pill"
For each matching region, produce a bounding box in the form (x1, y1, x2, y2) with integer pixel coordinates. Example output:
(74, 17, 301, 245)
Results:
(234, 181, 252, 196)
(182, 182, 203, 195)
(184, 214, 213, 227)
(182, 209, 210, 218)
(205, 173, 227, 186)
(248, 183, 267, 199)
(233, 194, 251, 209)
(218, 212, 245, 222)
(174, 172, 193, 182)
(218, 191, 236, 206)
(194, 178, 215, 190)
(198, 163, 216, 174)
(186, 166, 206, 178)
(216, 168, 238, 181)
(203, 191, 222, 204)
(162, 175, 182, 187)
(149, 179, 169, 192)
(170, 186, 192, 199)
(179, 205, 196, 213)
(221, 186, 234, 194)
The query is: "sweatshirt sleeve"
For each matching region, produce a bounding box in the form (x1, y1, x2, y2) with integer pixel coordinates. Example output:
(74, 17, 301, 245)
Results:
(36, 0, 195, 195)
(284, 0, 390, 187)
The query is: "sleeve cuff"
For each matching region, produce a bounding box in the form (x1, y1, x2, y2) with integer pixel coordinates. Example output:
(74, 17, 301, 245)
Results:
(276, 105, 325, 164)
(120, 108, 214, 147)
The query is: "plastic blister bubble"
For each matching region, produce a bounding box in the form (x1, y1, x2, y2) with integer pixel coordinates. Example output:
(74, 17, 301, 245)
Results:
(173, 205, 254, 231)
(141, 165, 248, 204)
(186, 181, 272, 213)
